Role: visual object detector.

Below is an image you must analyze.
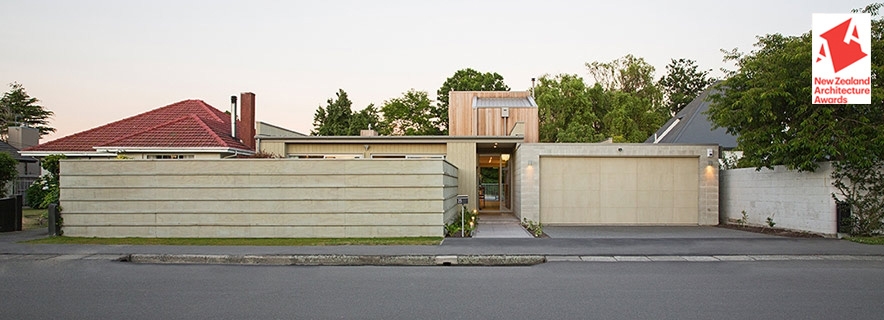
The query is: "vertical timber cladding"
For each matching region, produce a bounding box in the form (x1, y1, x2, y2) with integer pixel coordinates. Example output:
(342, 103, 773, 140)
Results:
(540, 156, 700, 225)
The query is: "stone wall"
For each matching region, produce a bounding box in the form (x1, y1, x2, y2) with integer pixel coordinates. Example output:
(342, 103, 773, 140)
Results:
(720, 162, 837, 236)
(60, 159, 458, 238)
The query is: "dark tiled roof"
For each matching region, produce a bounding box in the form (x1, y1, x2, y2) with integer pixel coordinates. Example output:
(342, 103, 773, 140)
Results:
(24, 100, 251, 152)
(645, 86, 738, 149)
(0, 141, 36, 162)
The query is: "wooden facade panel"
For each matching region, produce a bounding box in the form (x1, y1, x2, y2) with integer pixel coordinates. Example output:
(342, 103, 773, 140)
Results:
(448, 91, 538, 142)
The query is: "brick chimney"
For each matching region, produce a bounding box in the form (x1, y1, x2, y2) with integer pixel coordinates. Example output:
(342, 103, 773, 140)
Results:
(238, 92, 256, 151)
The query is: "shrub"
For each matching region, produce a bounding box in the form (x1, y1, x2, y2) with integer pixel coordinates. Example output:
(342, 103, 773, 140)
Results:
(832, 159, 884, 236)
(0, 152, 17, 198)
(25, 177, 48, 208)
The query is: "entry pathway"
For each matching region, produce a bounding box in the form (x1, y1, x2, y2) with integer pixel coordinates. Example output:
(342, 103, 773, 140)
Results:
(472, 214, 533, 238)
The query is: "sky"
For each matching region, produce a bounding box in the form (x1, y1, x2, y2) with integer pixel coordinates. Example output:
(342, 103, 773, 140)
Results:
(0, 0, 873, 142)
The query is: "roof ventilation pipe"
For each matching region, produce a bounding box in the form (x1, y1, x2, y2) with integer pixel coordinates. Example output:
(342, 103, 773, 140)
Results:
(230, 95, 238, 139)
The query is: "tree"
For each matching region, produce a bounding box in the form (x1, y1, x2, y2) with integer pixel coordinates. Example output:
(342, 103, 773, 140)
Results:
(380, 90, 440, 136)
(0, 152, 17, 198)
(706, 3, 884, 234)
(437, 68, 510, 134)
(658, 58, 716, 115)
(603, 91, 667, 142)
(311, 89, 388, 136)
(0, 82, 56, 138)
(312, 89, 355, 136)
(586, 54, 663, 106)
(349, 104, 390, 135)
(535, 74, 608, 143)
(585, 54, 668, 142)
(707, 31, 884, 172)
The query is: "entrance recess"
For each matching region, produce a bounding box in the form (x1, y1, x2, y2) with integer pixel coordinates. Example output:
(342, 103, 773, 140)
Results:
(477, 154, 512, 213)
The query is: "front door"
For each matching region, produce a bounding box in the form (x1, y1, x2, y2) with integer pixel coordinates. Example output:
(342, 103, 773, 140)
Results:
(477, 154, 512, 213)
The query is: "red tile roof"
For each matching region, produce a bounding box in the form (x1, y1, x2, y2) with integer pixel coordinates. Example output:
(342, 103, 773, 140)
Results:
(24, 99, 252, 153)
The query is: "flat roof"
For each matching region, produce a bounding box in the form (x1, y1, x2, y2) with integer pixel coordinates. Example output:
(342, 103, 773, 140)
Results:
(258, 135, 525, 144)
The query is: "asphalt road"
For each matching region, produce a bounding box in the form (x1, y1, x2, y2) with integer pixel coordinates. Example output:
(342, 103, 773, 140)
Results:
(2, 258, 884, 320)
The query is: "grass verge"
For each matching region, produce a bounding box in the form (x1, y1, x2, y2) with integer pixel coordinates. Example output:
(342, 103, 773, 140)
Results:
(845, 237, 884, 245)
(24, 237, 443, 246)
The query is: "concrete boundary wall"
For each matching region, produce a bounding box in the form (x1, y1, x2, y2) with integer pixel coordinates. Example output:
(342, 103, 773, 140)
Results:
(60, 159, 458, 238)
(720, 162, 837, 236)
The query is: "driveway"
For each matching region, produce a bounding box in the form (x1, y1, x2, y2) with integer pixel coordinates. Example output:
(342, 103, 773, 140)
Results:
(543, 226, 778, 239)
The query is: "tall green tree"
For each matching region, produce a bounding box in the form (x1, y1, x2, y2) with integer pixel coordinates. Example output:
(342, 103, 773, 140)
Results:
(0, 82, 56, 138)
(603, 91, 667, 142)
(586, 54, 663, 106)
(437, 68, 510, 134)
(535, 74, 608, 143)
(311, 89, 387, 136)
(381, 89, 439, 135)
(585, 54, 668, 142)
(349, 104, 390, 135)
(312, 89, 355, 136)
(707, 29, 884, 172)
(658, 58, 716, 115)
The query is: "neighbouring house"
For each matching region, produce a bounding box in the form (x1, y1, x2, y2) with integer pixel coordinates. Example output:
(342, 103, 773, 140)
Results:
(20, 93, 258, 159)
(1, 126, 41, 198)
(645, 86, 741, 165)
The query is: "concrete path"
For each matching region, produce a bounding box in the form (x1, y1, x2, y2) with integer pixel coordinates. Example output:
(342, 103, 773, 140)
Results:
(472, 214, 533, 238)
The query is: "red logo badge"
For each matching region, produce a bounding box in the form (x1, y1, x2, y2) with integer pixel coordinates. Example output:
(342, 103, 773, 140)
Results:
(816, 18, 868, 73)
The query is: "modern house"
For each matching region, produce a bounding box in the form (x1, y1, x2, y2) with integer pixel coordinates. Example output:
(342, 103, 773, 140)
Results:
(21, 93, 258, 159)
(57, 90, 720, 238)
(261, 90, 720, 226)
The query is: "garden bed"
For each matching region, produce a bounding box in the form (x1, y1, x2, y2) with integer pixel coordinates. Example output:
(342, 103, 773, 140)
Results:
(718, 224, 825, 238)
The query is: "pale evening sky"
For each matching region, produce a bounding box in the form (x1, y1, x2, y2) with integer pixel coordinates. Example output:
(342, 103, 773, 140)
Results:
(0, 0, 871, 142)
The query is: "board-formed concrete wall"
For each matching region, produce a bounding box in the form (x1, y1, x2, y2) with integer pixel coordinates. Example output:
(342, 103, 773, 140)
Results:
(60, 159, 458, 238)
(720, 162, 837, 236)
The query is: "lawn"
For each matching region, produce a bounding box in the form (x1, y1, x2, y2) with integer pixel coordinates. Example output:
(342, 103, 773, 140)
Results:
(22, 208, 47, 231)
(25, 237, 443, 246)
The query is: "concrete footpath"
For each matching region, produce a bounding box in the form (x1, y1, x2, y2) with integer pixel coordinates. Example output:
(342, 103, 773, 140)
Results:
(3, 227, 884, 266)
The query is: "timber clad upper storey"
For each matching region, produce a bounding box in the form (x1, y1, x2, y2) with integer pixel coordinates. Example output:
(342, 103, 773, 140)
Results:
(448, 91, 539, 142)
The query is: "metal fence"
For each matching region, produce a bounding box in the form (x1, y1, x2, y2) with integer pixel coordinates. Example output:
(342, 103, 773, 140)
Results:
(12, 176, 38, 196)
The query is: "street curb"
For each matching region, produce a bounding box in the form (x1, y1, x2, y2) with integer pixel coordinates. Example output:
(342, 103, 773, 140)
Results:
(124, 254, 547, 266)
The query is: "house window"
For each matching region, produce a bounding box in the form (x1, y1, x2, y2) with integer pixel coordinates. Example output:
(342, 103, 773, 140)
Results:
(322, 154, 362, 159)
(287, 154, 362, 159)
(406, 155, 445, 160)
(371, 154, 406, 159)
(371, 154, 445, 159)
(148, 155, 195, 159)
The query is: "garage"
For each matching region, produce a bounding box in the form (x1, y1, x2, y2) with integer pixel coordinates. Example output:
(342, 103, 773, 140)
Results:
(539, 156, 700, 225)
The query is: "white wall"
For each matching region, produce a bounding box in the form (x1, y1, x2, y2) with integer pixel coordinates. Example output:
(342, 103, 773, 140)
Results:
(720, 162, 837, 236)
(60, 159, 458, 238)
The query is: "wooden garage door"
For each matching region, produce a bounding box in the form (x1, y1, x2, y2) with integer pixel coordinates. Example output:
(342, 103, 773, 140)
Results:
(540, 157, 699, 225)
